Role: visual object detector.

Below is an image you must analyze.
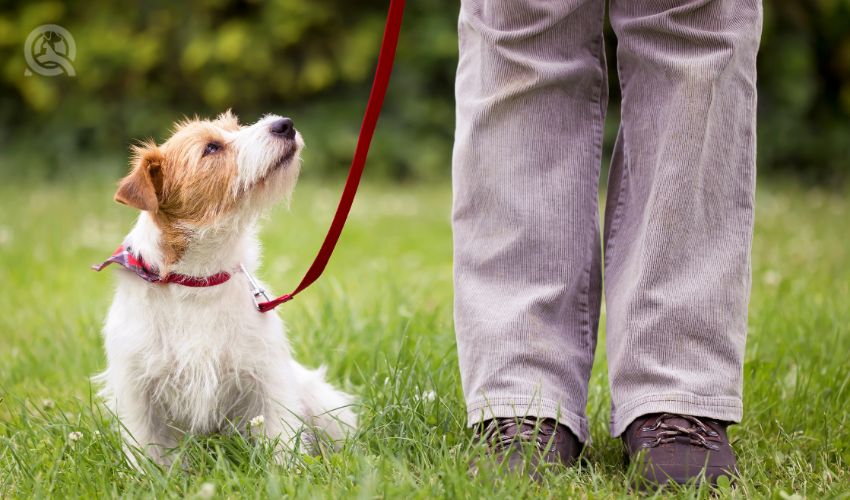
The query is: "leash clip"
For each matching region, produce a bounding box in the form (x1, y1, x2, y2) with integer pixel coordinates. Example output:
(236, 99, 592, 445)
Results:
(240, 265, 272, 311)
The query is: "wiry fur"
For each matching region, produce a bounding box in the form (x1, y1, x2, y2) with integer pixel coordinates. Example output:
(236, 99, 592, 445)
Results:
(96, 112, 356, 466)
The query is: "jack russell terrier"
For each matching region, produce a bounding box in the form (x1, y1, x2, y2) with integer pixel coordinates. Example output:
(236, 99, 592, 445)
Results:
(94, 111, 356, 466)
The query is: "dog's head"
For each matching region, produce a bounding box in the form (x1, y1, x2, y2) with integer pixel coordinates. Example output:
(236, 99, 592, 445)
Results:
(116, 111, 303, 226)
(115, 111, 302, 265)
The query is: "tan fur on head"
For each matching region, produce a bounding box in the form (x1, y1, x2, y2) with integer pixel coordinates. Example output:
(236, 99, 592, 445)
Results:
(115, 111, 303, 267)
(213, 109, 240, 132)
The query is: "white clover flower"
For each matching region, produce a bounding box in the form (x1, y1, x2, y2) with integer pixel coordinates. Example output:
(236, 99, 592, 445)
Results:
(249, 415, 265, 429)
(197, 482, 216, 499)
(0, 226, 12, 247)
(68, 431, 83, 443)
(414, 390, 436, 402)
(763, 270, 781, 287)
(93, 430, 102, 438)
(41, 399, 55, 410)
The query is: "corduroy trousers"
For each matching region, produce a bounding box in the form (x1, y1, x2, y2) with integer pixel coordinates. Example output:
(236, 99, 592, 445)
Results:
(452, 0, 763, 441)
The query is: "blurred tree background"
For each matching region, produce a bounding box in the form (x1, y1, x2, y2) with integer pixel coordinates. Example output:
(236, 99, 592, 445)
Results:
(0, 0, 848, 182)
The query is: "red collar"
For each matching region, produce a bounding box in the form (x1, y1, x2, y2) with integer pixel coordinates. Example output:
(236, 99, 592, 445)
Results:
(92, 245, 232, 287)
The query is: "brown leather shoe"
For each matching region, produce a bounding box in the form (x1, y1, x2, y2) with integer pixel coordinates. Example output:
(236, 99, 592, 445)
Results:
(470, 417, 582, 480)
(623, 413, 739, 487)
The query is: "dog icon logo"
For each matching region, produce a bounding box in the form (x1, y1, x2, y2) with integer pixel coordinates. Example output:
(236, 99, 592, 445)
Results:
(24, 24, 76, 77)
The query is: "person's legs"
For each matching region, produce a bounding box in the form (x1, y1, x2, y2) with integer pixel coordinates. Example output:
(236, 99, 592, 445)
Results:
(453, 0, 607, 444)
(605, 0, 763, 437)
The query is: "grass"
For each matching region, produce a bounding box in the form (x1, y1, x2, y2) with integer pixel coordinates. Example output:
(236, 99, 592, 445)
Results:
(0, 166, 848, 498)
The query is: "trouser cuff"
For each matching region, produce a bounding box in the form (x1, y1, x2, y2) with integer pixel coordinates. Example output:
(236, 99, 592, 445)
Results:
(610, 392, 743, 437)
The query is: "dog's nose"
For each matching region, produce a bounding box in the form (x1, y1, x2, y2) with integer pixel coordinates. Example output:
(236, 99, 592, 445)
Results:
(270, 118, 295, 140)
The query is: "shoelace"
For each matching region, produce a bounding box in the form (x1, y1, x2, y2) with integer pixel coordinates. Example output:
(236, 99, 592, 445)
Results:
(640, 413, 721, 451)
(481, 417, 555, 451)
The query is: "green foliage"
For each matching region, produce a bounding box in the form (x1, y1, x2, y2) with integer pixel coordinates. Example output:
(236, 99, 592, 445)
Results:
(757, 1, 850, 180)
(0, 0, 457, 180)
(1, 174, 849, 496)
(0, 1, 848, 181)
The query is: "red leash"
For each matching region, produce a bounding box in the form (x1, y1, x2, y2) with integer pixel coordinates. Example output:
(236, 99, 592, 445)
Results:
(255, 0, 406, 313)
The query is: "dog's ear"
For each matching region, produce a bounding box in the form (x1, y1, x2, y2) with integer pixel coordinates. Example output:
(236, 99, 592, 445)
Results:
(115, 142, 164, 212)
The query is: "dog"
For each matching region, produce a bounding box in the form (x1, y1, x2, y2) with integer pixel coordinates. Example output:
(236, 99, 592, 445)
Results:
(94, 111, 356, 466)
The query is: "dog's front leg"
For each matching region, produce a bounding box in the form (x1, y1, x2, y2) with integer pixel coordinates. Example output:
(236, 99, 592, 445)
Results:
(112, 388, 177, 469)
(127, 423, 177, 469)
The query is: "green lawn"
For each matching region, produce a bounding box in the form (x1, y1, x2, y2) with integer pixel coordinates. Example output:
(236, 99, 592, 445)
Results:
(0, 170, 848, 498)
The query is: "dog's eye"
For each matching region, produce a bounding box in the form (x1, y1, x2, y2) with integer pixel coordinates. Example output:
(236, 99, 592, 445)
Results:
(203, 142, 222, 157)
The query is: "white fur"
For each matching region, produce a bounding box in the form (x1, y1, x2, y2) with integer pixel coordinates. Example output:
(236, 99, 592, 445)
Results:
(96, 114, 356, 466)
